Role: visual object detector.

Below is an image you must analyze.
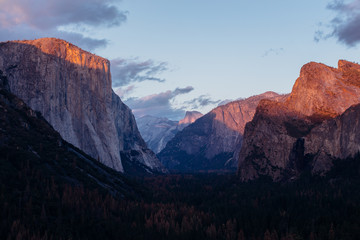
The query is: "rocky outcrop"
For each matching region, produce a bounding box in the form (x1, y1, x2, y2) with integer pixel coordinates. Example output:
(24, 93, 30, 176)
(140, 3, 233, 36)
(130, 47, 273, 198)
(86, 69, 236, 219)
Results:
(158, 92, 285, 172)
(178, 111, 203, 128)
(0, 38, 165, 173)
(305, 103, 360, 174)
(286, 60, 360, 118)
(238, 60, 360, 181)
(136, 111, 203, 154)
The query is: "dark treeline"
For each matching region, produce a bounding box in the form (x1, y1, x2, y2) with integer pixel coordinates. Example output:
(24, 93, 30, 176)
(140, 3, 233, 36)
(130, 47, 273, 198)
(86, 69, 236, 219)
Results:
(1, 152, 360, 239)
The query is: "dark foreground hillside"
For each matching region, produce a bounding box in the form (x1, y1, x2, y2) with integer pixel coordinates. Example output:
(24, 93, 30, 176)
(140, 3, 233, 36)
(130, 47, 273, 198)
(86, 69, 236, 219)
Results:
(0, 74, 144, 239)
(1, 72, 360, 239)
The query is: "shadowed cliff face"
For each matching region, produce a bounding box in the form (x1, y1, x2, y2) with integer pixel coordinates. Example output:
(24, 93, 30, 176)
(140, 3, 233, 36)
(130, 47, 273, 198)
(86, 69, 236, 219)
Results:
(305, 103, 360, 174)
(0, 38, 165, 173)
(158, 92, 285, 172)
(238, 60, 360, 181)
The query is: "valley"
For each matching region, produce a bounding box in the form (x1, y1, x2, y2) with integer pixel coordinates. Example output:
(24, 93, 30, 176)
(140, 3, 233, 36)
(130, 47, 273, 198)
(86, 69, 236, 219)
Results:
(0, 38, 360, 239)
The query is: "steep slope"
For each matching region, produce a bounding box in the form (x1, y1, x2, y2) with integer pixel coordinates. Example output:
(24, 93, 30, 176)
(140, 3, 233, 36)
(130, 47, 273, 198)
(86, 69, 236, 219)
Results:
(305, 103, 360, 174)
(0, 73, 153, 239)
(136, 111, 203, 154)
(0, 70, 139, 197)
(0, 38, 165, 173)
(158, 92, 285, 172)
(238, 60, 360, 181)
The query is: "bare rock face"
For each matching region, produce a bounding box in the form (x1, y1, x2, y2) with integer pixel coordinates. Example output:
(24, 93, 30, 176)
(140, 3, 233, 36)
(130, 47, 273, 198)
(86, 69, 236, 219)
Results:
(286, 60, 360, 118)
(238, 60, 360, 181)
(158, 92, 284, 172)
(0, 38, 165, 173)
(0, 70, 137, 197)
(305, 103, 360, 174)
(178, 111, 203, 129)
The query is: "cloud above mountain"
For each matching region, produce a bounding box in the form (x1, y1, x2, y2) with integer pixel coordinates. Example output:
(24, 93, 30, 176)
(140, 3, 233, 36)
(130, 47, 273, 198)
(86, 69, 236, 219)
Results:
(185, 95, 221, 109)
(114, 85, 136, 99)
(111, 58, 168, 87)
(316, 0, 360, 46)
(123, 86, 194, 120)
(0, 0, 126, 50)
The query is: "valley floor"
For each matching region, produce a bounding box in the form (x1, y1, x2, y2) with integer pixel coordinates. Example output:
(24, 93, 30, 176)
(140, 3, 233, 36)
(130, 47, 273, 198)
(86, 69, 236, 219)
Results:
(1, 156, 360, 240)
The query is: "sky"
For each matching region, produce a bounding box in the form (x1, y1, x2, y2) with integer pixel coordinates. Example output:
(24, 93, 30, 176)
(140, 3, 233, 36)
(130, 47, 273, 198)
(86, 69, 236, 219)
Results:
(0, 0, 360, 120)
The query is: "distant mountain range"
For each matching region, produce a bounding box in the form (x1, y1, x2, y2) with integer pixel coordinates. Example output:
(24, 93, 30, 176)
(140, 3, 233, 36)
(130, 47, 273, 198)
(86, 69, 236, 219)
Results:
(2, 37, 360, 182)
(136, 111, 203, 153)
(157, 92, 285, 172)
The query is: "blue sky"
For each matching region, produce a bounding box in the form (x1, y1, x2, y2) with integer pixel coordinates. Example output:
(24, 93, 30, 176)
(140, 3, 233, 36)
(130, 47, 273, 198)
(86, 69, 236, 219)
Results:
(0, 0, 360, 120)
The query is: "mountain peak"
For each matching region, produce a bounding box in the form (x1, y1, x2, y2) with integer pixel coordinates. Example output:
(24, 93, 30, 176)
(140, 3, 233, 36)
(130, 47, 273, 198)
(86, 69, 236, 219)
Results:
(298, 61, 335, 79)
(179, 111, 203, 125)
(238, 59, 360, 181)
(158, 92, 285, 172)
(286, 60, 360, 119)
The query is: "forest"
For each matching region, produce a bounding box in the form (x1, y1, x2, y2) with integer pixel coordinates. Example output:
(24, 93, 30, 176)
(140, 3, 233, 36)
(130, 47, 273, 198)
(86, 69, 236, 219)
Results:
(1, 150, 359, 239)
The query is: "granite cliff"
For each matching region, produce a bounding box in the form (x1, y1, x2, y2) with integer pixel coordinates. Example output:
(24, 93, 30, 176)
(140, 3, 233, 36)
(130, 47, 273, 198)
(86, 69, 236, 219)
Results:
(0, 70, 137, 196)
(136, 111, 203, 154)
(238, 60, 360, 181)
(0, 38, 165, 173)
(178, 111, 203, 127)
(158, 92, 285, 172)
(304, 103, 360, 174)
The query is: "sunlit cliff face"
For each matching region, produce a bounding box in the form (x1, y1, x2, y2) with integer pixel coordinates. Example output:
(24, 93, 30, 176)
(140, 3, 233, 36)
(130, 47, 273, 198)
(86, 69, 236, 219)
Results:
(178, 111, 203, 125)
(210, 92, 285, 133)
(238, 60, 360, 182)
(5, 38, 114, 103)
(285, 60, 360, 119)
(15, 38, 110, 71)
(0, 38, 123, 171)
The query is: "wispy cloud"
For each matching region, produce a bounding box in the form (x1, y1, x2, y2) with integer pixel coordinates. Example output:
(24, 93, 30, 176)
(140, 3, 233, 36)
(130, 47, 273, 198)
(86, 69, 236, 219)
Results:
(316, 0, 360, 47)
(262, 48, 284, 57)
(111, 58, 168, 87)
(185, 95, 221, 109)
(122, 86, 194, 120)
(0, 0, 126, 50)
(114, 85, 136, 99)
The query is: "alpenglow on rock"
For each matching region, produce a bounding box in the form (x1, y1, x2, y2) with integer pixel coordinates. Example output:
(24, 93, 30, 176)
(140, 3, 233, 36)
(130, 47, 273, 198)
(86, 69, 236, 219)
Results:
(158, 92, 285, 172)
(136, 111, 203, 154)
(0, 38, 165, 173)
(238, 60, 360, 181)
(178, 111, 204, 128)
